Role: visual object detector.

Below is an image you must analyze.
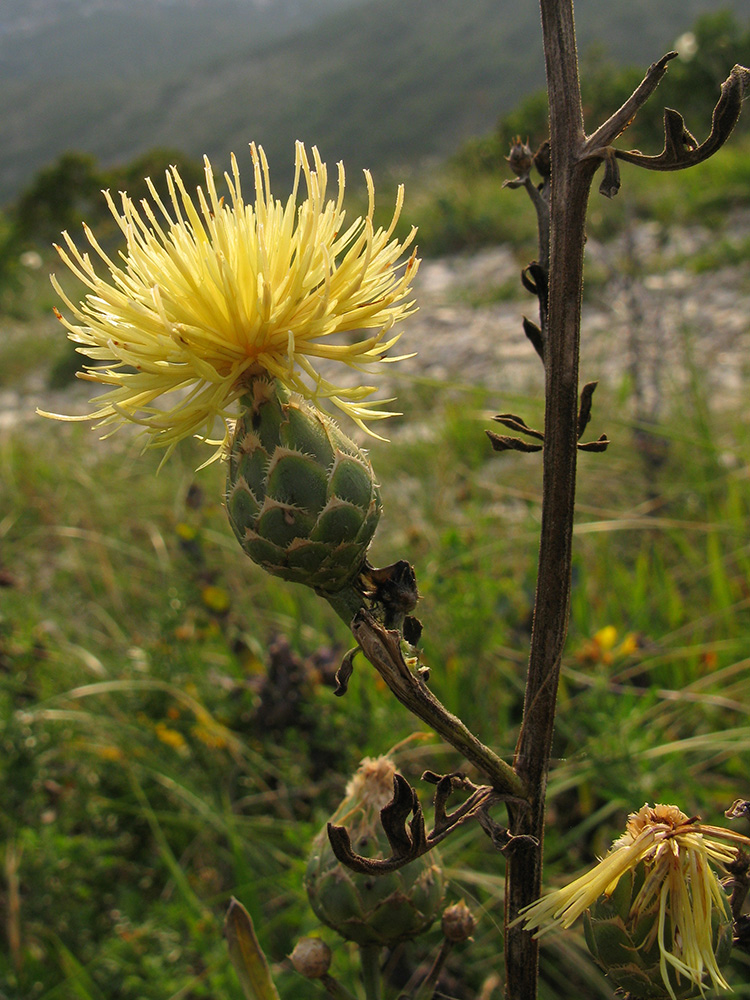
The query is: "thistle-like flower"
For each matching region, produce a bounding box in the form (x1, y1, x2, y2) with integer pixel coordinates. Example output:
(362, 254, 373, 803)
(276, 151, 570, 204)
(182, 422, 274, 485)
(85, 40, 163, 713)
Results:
(39, 141, 418, 459)
(520, 804, 748, 999)
(39, 144, 419, 608)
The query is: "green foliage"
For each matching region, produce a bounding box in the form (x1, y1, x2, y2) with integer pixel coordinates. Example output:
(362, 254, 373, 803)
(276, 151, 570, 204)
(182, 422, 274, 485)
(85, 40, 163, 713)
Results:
(403, 127, 750, 256)
(107, 149, 206, 216)
(400, 173, 539, 256)
(0, 209, 24, 311)
(0, 147, 205, 320)
(578, 12, 750, 154)
(392, 10, 750, 256)
(11, 148, 205, 249)
(14, 151, 104, 245)
(6, 8, 749, 265)
(4, 327, 750, 995)
(444, 10, 750, 255)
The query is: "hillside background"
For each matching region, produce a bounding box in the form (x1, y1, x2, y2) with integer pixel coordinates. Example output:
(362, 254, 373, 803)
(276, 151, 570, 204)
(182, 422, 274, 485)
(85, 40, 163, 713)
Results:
(2, 0, 749, 204)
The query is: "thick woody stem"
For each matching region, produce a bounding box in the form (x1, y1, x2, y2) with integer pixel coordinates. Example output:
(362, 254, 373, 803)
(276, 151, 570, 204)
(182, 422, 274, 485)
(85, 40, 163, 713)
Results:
(503, 2, 596, 998)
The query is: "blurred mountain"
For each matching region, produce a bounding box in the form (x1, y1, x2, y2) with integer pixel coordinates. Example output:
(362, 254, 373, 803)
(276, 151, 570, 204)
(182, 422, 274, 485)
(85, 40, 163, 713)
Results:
(0, 0, 368, 82)
(1, 0, 747, 204)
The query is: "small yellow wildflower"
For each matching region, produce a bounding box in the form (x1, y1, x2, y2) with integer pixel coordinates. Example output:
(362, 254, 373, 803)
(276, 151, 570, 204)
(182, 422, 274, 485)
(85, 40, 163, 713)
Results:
(200, 584, 231, 614)
(576, 625, 641, 665)
(191, 723, 228, 751)
(39, 142, 418, 459)
(617, 631, 640, 657)
(595, 624, 618, 652)
(520, 804, 748, 999)
(154, 721, 188, 753)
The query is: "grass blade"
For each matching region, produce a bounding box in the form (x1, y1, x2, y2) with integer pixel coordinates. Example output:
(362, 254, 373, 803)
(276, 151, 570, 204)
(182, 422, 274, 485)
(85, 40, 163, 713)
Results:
(224, 897, 281, 1000)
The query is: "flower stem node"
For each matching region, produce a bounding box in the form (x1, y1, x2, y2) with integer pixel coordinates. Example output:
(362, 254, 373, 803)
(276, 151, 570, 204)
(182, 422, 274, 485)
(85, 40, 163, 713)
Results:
(226, 378, 382, 603)
(506, 136, 534, 179)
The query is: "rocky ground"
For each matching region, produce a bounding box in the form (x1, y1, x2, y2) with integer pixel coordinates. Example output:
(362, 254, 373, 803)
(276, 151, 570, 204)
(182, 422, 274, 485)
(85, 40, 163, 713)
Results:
(3, 214, 749, 437)
(392, 216, 750, 418)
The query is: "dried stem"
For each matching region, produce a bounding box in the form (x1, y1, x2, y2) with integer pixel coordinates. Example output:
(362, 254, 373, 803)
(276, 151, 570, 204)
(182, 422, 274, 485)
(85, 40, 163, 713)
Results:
(614, 63, 750, 171)
(502, 10, 748, 1000)
(504, 2, 596, 997)
(582, 51, 677, 154)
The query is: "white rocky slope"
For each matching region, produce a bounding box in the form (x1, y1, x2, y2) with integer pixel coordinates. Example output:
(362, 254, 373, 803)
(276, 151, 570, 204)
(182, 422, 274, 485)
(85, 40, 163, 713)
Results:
(3, 216, 749, 437)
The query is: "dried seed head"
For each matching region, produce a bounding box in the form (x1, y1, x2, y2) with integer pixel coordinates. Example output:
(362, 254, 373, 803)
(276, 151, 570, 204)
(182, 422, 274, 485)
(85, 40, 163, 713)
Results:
(506, 136, 534, 178)
(441, 900, 477, 943)
(305, 755, 445, 947)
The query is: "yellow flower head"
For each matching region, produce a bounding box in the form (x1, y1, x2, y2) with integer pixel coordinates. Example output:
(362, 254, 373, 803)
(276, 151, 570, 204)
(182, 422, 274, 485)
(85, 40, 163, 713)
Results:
(520, 803, 748, 999)
(39, 142, 419, 459)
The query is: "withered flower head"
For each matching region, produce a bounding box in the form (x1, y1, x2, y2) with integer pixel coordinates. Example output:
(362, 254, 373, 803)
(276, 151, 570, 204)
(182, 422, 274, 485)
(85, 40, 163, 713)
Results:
(520, 803, 749, 999)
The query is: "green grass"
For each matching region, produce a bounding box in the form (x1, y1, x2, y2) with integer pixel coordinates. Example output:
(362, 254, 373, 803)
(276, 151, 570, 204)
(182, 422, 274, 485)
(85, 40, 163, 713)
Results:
(2, 326, 750, 998)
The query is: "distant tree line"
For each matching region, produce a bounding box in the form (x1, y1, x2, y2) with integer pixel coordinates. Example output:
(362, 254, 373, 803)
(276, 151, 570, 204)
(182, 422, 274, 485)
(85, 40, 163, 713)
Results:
(0, 149, 203, 308)
(11, 149, 205, 248)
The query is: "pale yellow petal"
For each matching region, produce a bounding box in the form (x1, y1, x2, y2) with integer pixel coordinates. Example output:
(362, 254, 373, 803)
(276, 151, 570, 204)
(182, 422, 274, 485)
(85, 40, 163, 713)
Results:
(43, 143, 418, 455)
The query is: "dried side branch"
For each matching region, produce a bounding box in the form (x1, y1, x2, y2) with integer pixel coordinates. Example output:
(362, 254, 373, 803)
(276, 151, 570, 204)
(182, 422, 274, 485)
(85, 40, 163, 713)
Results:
(618, 63, 750, 171)
(493, 414, 545, 440)
(577, 435, 609, 453)
(577, 382, 609, 450)
(577, 382, 597, 439)
(523, 317, 545, 362)
(521, 264, 548, 313)
(487, 413, 544, 454)
(327, 772, 511, 875)
(582, 52, 677, 154)
(487, 386, 608, 455)
(486, 433, 543, 453)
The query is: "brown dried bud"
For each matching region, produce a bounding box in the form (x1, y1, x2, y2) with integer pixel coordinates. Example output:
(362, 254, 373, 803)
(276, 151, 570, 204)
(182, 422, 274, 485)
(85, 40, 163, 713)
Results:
(290, 937, 332, 978)
(441, 900, 476, 943)
(506, 136, 533, 178)
(533, 140, 551, 179)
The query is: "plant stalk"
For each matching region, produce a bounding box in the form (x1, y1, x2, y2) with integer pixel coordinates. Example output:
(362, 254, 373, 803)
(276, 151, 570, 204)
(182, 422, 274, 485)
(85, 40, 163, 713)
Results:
(503, 2, 598, 997)
(359, 944, 383, 1000)
(321, 974, 361, 1000)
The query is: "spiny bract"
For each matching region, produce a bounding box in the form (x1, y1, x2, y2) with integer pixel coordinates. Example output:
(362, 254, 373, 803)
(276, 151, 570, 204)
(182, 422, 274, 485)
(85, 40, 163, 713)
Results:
(226, 378, 381, 598)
